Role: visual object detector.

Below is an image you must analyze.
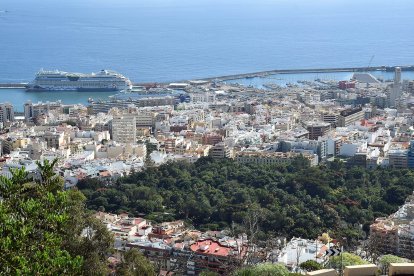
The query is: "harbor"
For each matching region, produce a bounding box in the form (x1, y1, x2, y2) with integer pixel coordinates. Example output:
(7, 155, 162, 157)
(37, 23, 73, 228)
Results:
(2, 64, 414, 112)
(1, 65, 414, 89)
(196, 65, 414, 83)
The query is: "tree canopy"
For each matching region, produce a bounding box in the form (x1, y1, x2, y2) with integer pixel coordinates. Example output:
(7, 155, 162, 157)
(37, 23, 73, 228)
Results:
(328, 252, 369, 270)
(299, 260, 323, 272)
(379, 254, 410, 274)
(233, 263, 290, 276)
(0, 160, 84, 274)
(79, 157, 414, 245)
(116, 249, 156, 276)
(0, 160, 114, 274)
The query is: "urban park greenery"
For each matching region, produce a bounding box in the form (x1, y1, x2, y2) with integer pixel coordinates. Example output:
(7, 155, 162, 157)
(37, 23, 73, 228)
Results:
(79, 157, 414, 247)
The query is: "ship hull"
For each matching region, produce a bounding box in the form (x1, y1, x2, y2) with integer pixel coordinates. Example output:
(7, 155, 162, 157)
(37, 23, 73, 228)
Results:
(26, 87, 120, 92)
(77, 87, 118, 92)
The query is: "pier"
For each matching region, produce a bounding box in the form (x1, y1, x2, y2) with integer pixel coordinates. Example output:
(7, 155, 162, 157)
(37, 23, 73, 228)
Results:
(0, 83, 27, 89)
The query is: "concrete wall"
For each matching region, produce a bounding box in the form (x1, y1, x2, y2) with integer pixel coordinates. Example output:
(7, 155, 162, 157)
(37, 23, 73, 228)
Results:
(389, 263, 414, 275)
(307, 269, 338, 276)
(343, 264, 378, 276)
(309, 263, 414, 276)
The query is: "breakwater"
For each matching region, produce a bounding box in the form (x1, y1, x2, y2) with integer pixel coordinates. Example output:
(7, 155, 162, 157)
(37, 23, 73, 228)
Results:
(197, 65, 414, 82)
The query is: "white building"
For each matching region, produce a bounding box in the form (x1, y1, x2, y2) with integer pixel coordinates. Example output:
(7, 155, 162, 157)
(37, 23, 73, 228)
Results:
(111, 115, 137, 144)
(277, 238, 328, 269)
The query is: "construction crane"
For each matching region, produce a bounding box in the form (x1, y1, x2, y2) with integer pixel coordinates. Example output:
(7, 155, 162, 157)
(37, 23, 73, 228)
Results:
(367, 55, 375, 71)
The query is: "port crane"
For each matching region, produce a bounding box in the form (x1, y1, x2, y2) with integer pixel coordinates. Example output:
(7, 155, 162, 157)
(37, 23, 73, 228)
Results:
(367, 55, 375, 71)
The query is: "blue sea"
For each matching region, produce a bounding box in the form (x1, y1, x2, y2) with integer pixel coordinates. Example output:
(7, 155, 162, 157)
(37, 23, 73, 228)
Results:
(1, 0, 414, 110)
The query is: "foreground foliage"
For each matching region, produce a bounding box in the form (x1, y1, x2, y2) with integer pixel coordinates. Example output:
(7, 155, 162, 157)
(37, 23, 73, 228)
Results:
(0, 160, 110, 274)
(233, 263, 290, 276)
(79, 157, 414, 245)
(116, 249, 156, 276)
(299, 260, 323, 272)
(0, 160, 85, 274)
(379, 254, 411, 274)
(328, 252, 369, 270)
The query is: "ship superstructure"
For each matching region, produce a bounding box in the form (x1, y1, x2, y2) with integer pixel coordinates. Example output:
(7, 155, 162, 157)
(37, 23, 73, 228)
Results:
(26, 69, 132, 92)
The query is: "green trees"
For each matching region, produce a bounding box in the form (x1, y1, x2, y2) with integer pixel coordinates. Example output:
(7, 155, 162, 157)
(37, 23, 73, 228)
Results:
(116, 249, 156, 276)
(299, 260, 323, 272)
(0, 159, 114, 275)
(327, 252, 369, 270)
(199, 271, 220, 276)
(233, 263, 290, 276)
(79, 157, 414, 242)
(0, 161, 83, 274)
(379, 254, 410, 274)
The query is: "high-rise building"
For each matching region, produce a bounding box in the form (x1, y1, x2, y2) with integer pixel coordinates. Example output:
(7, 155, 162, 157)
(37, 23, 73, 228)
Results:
(111, 115, 137, 144)
(395, 66, 402, 86)
(24, 101, 34, 122)
(24, 101, 63, 122)
(0, 103, 14, 124)
(389, 67, 403, 107)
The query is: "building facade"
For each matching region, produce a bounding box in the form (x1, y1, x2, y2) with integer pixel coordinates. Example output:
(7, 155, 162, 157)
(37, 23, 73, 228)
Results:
(370, 193, 414, 259)
(0, 103, 14, 125)
(111, 115, 137, 144)
(337, 107, 364, 127)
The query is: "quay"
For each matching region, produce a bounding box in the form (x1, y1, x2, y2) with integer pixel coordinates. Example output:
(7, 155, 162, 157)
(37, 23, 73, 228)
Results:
(0, 83, 27, 89)
(1, 65, 414, 88)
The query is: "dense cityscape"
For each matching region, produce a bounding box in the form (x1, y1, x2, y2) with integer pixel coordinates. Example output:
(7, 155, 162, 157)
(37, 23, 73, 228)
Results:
(2, 0, 414, 275)
(1, 65, 414, 275)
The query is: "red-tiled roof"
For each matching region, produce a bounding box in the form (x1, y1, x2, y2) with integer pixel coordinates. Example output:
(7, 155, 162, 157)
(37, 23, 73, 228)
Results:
(190, 239, 232, 257)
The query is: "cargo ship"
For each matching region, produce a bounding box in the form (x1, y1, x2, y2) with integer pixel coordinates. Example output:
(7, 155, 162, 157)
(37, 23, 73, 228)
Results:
(26, 69, 132, 92)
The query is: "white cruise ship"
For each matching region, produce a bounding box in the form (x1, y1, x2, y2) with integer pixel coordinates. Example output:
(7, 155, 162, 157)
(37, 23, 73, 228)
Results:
(26, 69, 133, 92)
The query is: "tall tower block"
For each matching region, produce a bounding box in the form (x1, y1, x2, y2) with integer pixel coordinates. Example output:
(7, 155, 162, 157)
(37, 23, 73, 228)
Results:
(394, 67, 402, 85)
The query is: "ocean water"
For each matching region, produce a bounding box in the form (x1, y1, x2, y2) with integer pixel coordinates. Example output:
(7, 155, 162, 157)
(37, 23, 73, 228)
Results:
(0, 89, 114, 112)
(1, 0, 414, 84)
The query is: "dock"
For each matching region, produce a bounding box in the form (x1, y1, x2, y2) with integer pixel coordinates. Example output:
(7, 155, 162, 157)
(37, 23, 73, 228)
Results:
(0, 83, 27, 89)
(1, 65, 413, 88)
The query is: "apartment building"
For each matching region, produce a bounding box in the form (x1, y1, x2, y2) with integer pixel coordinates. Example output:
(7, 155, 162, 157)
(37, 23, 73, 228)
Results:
(111, 115, 137, 144)
(305, 121, 331, 140)
(209, 143, 232, 159)
(0, 103, 14, 124)
(321, 113, 338, 126)
(43, 131, 65, 149)
(202, 133, 223, 145)
(337, 107, 364, 127)
(388, 149, 408, 169)
(235, 151, 318, 166)
(370, 193, 414, 259)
